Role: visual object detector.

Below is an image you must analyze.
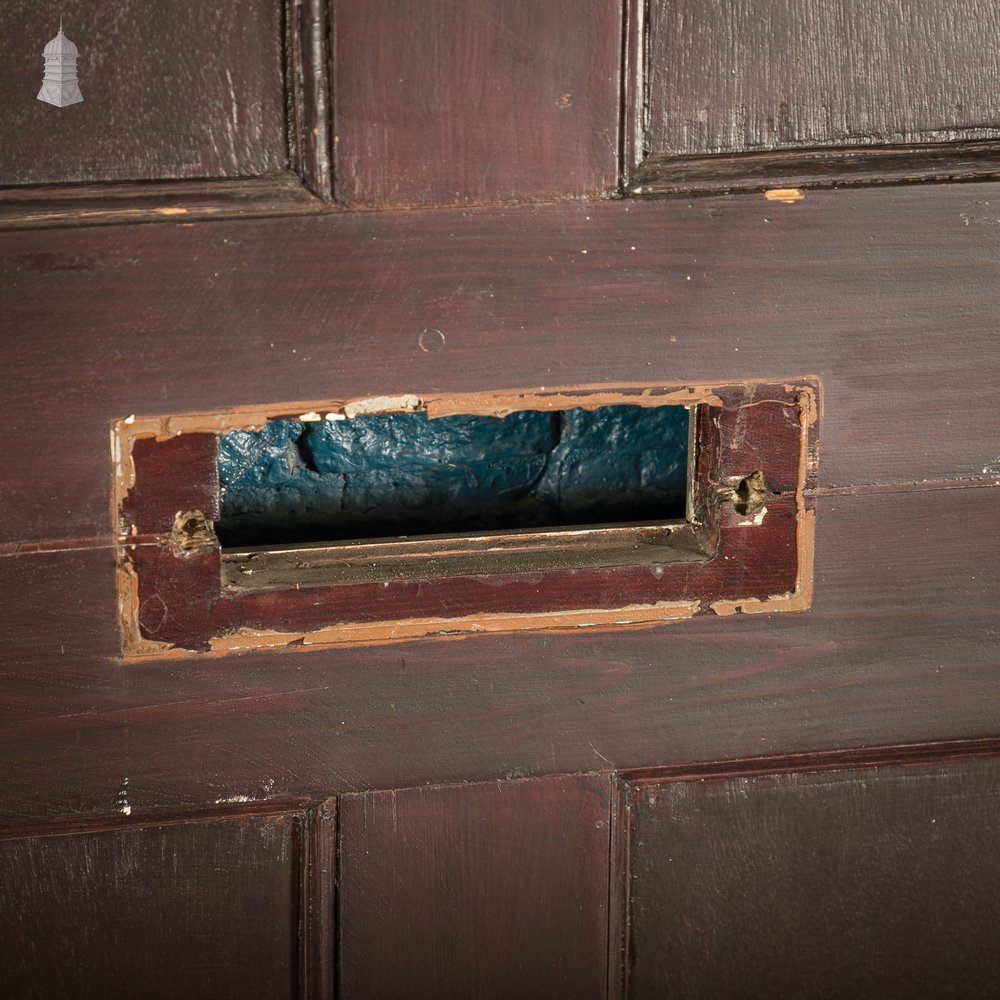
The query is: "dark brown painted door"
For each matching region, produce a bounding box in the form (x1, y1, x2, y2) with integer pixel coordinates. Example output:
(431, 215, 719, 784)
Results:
(2, 2, 999, 997)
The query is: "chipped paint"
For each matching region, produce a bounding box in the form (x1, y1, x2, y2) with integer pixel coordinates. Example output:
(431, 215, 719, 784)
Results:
(765, 188, 805, 204)
(115, 778, 131, 816)
(119, 600, 702, 660)
(711, 385, 818, 617)
(737, 505, 768, 527)
(205, 600, 701, 652)
(113, 381, 728, 451)
(343, 394, 423, 419)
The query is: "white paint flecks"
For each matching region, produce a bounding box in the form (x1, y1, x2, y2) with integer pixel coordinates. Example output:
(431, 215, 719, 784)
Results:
(738, 505, 768, 527)
(214, 778, 275, 805)
(344, 394, 422, 419)
(116, 778, 131, 816)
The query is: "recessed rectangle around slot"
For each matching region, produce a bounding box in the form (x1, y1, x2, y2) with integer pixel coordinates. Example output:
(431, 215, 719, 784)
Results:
(113, 378, 817, 656)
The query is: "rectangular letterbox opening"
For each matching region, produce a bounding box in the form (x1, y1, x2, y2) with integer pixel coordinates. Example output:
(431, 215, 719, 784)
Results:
(215, 400, 714, 589)
(215, 404, 691, 548)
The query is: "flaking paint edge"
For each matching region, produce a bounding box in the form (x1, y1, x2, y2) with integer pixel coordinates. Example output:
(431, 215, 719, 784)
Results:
(710, 384, 818, 616)
(120, 600, 702, 660)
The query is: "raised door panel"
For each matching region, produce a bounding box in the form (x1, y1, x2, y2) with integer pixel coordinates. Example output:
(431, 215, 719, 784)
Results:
(333, 0, 621, 207)
(628, 0, 1000, 193)
(644, 0, 1000, 158)
(0, 814, 302, 1000)
(0, 0, 286, 187)
(623, 753, 1000, 999)
(338, 774, 612, 999)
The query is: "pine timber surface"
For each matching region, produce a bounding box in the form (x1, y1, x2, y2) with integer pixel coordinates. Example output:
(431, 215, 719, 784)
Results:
(642, 0, 1000, 159)
(623, 754, 1000, 999)
(2, 183, 999, 547)
(338, 775, 611, 999)
(4, 3, 999, 994)
(0, 813, 301, 1000)
(0, 0, 286, 187)
(0, 485, 997, 822)
(332, 0, 620, 207)
(2, 181, 999, 821)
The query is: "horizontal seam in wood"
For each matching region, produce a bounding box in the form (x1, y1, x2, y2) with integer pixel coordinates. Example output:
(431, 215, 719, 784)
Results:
(808, 476, 1000, 497)
(0, 798, 315, 844)
(622, 736, 1000, 786)
(5, 478, 993, 558)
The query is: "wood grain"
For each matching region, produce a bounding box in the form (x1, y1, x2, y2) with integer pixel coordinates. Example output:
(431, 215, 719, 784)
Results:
(302, 799, 336, 1000)
(624, 754, 1000, 999)
(0, 175, 326, 232)
(643, 0, 1000, 158)
(0, 0, 286, 187)
(2, 185, 1000, 546)
(337, 774, 611, 999)
(629, 141, 1000, 198)
(332, 0, 620, 207)
(1, 485, 998, 822)
(0, 813, 301, 999)
(287, 0, 333, 201)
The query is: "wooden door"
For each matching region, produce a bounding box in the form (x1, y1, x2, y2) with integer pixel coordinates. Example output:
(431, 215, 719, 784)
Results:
(2, 2, 999, 997)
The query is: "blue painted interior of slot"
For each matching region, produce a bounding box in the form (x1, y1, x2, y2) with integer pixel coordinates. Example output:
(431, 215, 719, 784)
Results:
(216, 405, 689, 547)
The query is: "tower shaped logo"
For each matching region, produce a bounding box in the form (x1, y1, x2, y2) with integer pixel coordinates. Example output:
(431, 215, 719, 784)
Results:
(37, 19, 83, 107)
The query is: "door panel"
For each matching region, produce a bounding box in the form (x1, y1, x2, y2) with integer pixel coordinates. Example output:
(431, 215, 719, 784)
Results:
(643, 0, 1000, 158)
(333, 0, 621, 207)
(0, 1, 286, 187)
(1, 1, 999, 997)
(623, 753, 1000, 998)
(338, 775, 612, 999)
(0, 815, 302, 1000)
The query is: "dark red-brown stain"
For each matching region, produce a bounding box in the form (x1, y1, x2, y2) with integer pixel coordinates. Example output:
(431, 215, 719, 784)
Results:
(2, 2, 998, 996)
